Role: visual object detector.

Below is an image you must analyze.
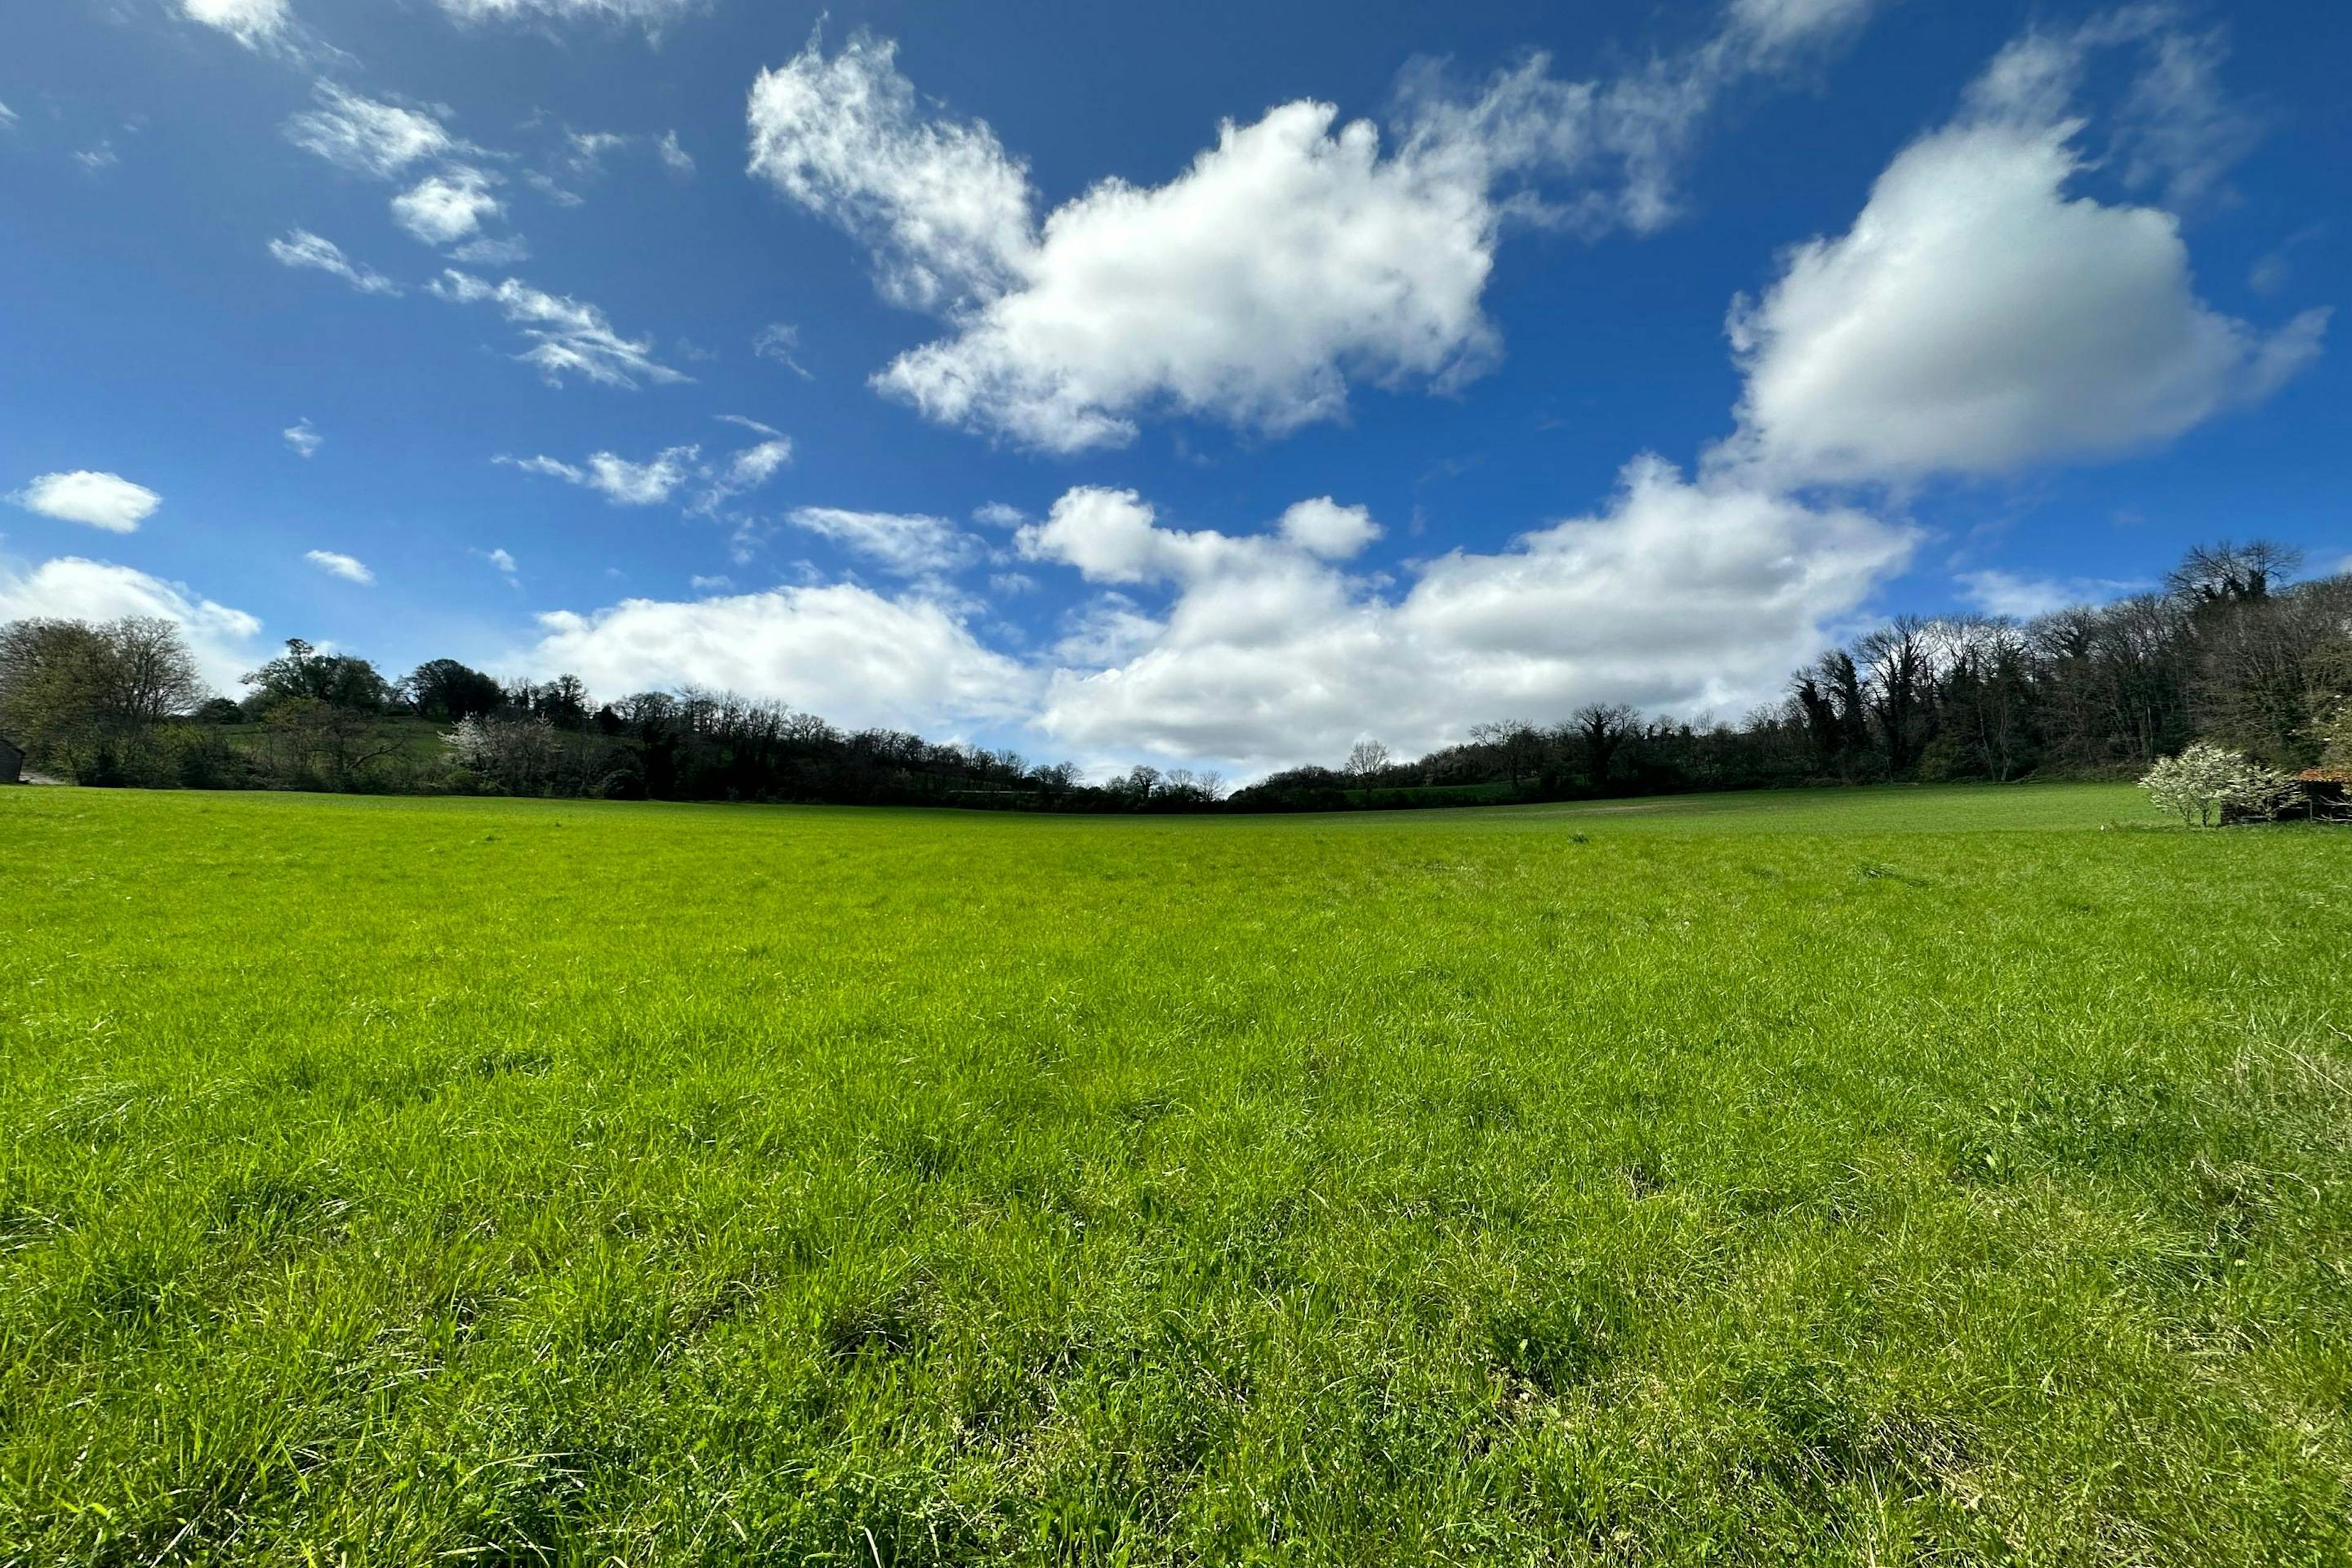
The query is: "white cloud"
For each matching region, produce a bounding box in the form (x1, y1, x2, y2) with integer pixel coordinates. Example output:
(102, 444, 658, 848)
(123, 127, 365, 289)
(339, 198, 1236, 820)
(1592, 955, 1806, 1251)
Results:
(1722, 37, 2326, 484)
(749, 10, 1884, 451)
(786, 508, 973, 579)
(9, 471, 162, 533)
(1964, 11, 2260, 214)
(1725, 0, 1879, 55)
(75, 143, 120, 174)
(503, 434, 787, 511)
(688, 573, 731, 590)
(753, 321, 813, 379)
(716, 413, 781, 437)
(0, 102, 17, 131)
(451, 235, 531, 266)
(747, 33, 1036, 312)
(971, 502, 1025, 530)
(304, 549, 374, 584)
(0, 556, 261, 693)
(657, 130, 695, 175)
(1278, 497, 1380, 560)
(284, 85, 458, 179)
(484, 546, 519, 578)
(429, 270, 686, 387)
(2113, 25, 2261, 211)
(526, 584, 1033, 731)
(270, 228, 402, 295)
(392, 165, 504, 245)
(181, 0, 292, 48)
(721, 439, 793, 492)
(1954, 570, 2139, 620)
(1018, 462, 1912, 768)
(434, 0, 704, 26)
(283, 419, 323, 457)
(503, 446, 699, 505)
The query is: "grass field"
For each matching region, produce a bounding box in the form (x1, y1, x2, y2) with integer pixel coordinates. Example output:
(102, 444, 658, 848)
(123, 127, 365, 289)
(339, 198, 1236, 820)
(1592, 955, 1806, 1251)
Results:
(4, 783, 2350, 1565)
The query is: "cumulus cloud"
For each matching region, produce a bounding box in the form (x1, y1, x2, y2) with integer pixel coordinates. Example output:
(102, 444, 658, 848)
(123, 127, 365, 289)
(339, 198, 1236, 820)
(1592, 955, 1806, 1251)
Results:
(785, 508, 974, 579)
(526, 584, 1033, 732)
(0, 556, 261, 692)
(284, 85, 458, 179)
(484, 546, 519, 578)
(1721, 24, 2326, 485)
(283, 419, 323, 457)
(1015, 463, 1910, 767)
(181, 0, 292, 48)
(748, 7, 1885, 451)
(304, 549, 374, 584)
(1278, 497, 1381, 560)
(429, 270, 686, 387)
(270, 228, 402, 295)
(9, 471, 162, 533)
(392, 165, 504, 244)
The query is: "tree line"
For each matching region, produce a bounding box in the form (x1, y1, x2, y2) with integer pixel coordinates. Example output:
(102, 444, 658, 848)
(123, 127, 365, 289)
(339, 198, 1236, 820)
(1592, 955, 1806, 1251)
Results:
(2, 541, 2345, 811)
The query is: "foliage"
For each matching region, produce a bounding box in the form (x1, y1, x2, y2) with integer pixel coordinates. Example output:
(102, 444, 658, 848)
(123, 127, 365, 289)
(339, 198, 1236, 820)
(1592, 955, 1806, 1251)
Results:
(0, 616, 206, 780)
(4, 542, 2347, 812)
(399, 658, 503, 722)
(241, 638, 393, 714)
(2139, 742, 2298, 827)
(2321, 701, 2352, 772)
(2, 783, 2348, 1564)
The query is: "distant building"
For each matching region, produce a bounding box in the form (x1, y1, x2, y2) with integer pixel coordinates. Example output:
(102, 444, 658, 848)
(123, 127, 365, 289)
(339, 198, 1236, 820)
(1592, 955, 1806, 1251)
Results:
(2296, 767, 2350, 821)
(0, 735, 21, 785)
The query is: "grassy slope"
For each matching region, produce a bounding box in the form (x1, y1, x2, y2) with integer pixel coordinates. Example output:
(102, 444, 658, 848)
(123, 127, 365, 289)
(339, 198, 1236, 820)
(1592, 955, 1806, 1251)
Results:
(1, 783, 2348, 1565)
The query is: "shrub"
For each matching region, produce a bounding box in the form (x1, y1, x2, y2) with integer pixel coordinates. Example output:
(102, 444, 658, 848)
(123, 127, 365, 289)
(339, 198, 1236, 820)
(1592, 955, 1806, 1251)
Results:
(2139, 743, 2297, 827)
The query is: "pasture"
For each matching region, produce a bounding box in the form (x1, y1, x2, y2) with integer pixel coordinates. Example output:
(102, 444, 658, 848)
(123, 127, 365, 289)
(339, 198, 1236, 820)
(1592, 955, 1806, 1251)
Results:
(2, 784, 2348, 1564)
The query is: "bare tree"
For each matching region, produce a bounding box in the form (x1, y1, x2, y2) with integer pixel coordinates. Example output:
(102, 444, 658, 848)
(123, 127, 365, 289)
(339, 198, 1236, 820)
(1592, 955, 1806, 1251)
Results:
(1344, 739, 1392, 780)
(1569, 703, 1638, 790)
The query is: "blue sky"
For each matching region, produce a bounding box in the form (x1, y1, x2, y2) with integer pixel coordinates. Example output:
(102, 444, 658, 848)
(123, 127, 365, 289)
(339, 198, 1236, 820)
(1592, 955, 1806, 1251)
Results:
(2, 0, 2344, 775)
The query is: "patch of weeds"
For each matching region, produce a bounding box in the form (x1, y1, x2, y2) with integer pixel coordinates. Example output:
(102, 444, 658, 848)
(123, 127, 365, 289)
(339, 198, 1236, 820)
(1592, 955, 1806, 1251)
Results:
(41, 1082, 145, 1147)
(207, 1166, 352, 1249)
(1733, 1353, 1873, 1493)
(821, 1278, 940, 1360)
(1459, 1080, 1521, 1133)
(472, 1046, 554, 1079)
(1485, 1272, 1632, 1398)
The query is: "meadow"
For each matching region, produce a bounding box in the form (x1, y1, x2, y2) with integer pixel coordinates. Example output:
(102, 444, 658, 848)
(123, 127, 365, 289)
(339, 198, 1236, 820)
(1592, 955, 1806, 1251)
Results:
(2, 783, 2348, 1565)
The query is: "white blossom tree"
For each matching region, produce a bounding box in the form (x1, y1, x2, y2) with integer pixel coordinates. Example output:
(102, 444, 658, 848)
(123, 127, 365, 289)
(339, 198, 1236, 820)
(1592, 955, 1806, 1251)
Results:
(2140, 743, 2296, 827)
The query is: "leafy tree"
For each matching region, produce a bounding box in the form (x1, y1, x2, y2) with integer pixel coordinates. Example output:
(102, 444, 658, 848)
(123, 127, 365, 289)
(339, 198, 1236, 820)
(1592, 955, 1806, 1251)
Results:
(0, 616, 206, 777)
(243, 639, 391, 712)
(400, 658, 503, 722)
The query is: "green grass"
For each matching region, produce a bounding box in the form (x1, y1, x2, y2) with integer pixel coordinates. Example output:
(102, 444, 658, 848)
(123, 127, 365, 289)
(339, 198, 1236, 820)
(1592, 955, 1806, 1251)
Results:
(2, 782, 2348, 1565)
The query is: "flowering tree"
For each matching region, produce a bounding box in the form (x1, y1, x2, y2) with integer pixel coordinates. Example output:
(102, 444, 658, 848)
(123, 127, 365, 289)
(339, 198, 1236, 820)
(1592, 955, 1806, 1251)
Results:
(2140, 743, 2297, 827)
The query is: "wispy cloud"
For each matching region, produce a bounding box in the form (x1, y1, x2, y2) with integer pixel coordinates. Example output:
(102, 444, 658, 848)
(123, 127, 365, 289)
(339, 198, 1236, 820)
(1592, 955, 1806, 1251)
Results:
(430, 270, 686, 387)
(270, 229, 402, 295)
(752, 322, 813, 379)
(283, 419, 323, 457)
